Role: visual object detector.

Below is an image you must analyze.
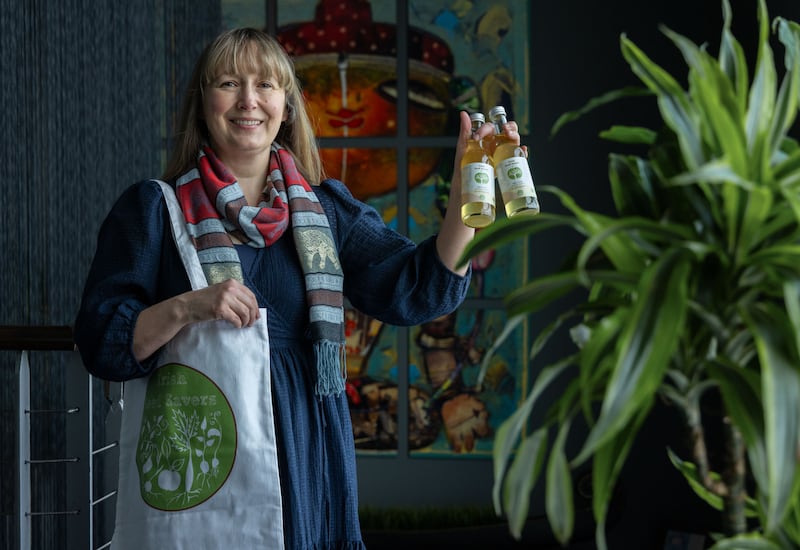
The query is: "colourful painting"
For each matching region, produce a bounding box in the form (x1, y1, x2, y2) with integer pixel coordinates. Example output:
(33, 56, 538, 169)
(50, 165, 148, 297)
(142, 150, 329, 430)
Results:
(360, 171, 527, 457)
(221, 0, 531, 457)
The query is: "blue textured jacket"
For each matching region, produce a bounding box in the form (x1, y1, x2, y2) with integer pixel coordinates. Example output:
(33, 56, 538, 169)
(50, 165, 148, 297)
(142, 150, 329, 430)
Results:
(75, 177, 471, 381)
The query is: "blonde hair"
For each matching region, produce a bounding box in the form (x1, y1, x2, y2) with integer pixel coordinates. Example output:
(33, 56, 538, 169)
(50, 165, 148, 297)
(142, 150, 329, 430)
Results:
(162, 27, 323, 184)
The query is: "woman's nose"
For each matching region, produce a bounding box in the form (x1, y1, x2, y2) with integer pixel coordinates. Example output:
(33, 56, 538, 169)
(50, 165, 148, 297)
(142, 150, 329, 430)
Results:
(238, 86, 257, 110)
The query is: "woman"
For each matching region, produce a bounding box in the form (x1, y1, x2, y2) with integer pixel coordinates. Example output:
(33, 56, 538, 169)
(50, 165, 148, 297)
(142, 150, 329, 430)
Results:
(75, 27, 523, 549)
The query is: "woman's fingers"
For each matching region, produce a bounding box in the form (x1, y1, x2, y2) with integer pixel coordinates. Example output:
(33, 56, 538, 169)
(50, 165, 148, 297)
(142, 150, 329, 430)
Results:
(190, 280, 260, 327)
(473, 116, 522, 146)
(455, 110, 473, 158)
(219, 280, 259, 327)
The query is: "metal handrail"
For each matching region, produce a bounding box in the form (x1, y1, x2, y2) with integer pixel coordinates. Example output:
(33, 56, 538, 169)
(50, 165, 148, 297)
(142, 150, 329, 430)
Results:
(0, 325, 74, 351)
(5, 326, 117, 550)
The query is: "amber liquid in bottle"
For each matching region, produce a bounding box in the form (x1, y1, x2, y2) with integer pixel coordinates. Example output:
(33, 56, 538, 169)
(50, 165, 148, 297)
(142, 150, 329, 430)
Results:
(460, 112, 496, 228)
(488, 106, 539, 217)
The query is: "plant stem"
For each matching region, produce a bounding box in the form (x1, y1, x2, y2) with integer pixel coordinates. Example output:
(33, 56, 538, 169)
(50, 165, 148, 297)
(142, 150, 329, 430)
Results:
(721, 417, 746, 536)
(688, 402, 728, 497)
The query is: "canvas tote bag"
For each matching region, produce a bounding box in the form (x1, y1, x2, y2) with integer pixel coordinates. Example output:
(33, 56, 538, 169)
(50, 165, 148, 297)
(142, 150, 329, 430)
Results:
(111, 180, 284, 549)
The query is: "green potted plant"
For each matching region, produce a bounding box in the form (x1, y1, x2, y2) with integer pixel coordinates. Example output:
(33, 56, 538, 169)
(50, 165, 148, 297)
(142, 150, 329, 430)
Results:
(460, 0, 800, 548)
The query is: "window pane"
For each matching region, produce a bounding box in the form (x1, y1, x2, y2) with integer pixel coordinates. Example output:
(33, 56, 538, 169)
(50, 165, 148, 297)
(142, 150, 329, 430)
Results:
(278, 0, 399, 138)
(319, 147, 405, 201)
(222, 0, 264, 28)
(408, 0, 531, 133)
(345, 316, 401, 454)
(409, 308, 527, 456)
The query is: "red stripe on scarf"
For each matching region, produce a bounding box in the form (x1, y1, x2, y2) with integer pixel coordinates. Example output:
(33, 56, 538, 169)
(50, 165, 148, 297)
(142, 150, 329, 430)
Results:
(252, 208, 289, 241)
(177, 146, 291, 246)
(176, 178, 218, 224)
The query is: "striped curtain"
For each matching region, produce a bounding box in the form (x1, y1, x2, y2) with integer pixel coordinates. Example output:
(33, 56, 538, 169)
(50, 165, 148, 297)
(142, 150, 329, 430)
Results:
(0, 0, 219, 547)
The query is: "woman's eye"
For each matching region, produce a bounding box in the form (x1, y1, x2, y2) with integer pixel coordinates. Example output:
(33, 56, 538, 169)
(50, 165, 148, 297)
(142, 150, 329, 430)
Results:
(259, 81, 274, 89)
(220, 81, 237, 88)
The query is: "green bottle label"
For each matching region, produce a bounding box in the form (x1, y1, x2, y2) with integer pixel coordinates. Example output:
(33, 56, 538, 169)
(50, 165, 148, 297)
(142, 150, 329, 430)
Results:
(461, 163, 496, 204)
(497, 157, 536, 197)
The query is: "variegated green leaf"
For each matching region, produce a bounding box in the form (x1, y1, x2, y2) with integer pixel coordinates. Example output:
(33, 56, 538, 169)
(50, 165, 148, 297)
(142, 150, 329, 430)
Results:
(547, 186, 647, 274)
(746, 244, 800, 276)
(458, 211, 574, 269)
(767, 72, 800, 165)
(706, 363, 768, 491)
(779, 184, 800, 224)
(667, 447, 760, 517)
(737, 186, 774, 258)
(504, 269, 636, 319)
(608, 154, 658, 218)
(745, 0, 777, 182)
(774, 147, 800, 185)
(709, 533, 782, 549)
(545, 422, 574, 545)
(722, 182, 747, 253)
(575, 308, 627, 422)
(665, 27, 746, 173)
(766, 21, 800, 161)
(503, 272, 583, 319)
(503, 428, 548, 539)
(718, 0, 749, 110)
(777, 18, 800, 70)
(670, 159, 754, 189)
(573, 248, 690, 465)
(668, 447, 724, 510)
(621, 35, 704, 168)
(599, 125, 657, 145)
(475, 315, 524, 392)
(745, 303, 800, 533)
(550, 86, 651, 138)
(575, 216, 694, 281)
(783, 280, 800, 352)
(492, 361, 571, 514)
(781, 494, 800, 544)
(591, 406, 650, 550)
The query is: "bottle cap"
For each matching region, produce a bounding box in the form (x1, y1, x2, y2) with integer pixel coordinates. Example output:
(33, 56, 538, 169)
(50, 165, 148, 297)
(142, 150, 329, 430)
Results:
(488, 105, 507, 119)
(469, 112, 485, 123)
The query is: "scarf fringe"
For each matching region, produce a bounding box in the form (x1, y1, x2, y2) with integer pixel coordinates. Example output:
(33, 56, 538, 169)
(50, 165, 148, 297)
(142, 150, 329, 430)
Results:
(315, 340, 347, 396)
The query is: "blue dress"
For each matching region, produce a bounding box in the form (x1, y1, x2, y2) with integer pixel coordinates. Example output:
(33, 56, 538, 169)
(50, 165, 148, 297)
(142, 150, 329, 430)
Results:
(74, 178, 471, 550)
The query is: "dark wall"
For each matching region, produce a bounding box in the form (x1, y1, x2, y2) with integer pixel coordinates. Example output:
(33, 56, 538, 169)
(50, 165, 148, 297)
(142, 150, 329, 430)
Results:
(0, 0, 222, 330)
(0, 1, 219, 547)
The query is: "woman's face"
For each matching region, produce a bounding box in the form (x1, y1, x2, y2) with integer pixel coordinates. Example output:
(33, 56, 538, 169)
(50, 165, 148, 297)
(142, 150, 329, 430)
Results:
(202, 71, 287, 165)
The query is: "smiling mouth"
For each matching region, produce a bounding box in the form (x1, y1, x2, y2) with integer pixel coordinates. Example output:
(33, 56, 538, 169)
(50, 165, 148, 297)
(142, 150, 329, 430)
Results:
(232, 119, 262, 127)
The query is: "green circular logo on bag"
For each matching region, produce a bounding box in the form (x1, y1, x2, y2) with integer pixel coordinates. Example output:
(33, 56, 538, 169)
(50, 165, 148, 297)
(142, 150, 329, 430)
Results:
(136, 363, 236, 511)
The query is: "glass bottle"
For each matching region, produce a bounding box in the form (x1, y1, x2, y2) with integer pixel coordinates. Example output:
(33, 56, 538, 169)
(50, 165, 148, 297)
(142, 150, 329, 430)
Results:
(488, 105, 539, 216)
(460, 112, 496, 228)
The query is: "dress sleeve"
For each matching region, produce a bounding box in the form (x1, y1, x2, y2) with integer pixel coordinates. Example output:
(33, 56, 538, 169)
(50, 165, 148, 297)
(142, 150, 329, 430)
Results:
(74, 180, 186, 381)
(317, 179, 471, 326)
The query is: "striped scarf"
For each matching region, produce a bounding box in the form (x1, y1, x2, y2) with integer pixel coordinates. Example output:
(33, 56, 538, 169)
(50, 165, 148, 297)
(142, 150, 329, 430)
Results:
(175, 143, 346, 396)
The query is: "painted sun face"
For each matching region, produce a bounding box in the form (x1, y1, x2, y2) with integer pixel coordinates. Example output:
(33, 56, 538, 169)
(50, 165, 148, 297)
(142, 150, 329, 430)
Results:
(296, 54, 451, 199)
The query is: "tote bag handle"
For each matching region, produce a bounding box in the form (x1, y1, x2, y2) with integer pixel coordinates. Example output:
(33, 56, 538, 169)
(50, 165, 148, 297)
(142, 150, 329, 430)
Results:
(153, 180, 208, 291)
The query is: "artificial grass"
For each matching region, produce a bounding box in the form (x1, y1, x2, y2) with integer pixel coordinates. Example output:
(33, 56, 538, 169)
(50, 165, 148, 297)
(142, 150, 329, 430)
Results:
(358, 505, 502, 531)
